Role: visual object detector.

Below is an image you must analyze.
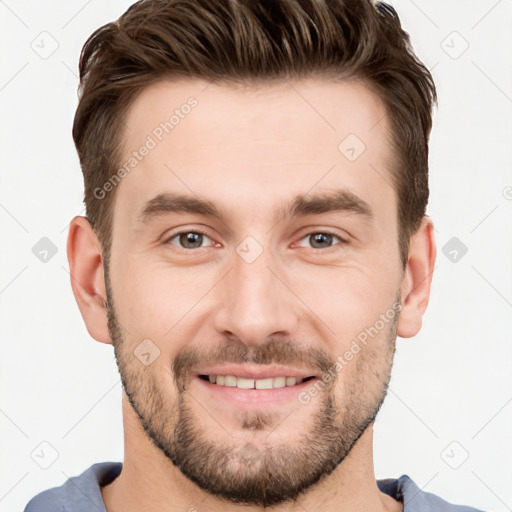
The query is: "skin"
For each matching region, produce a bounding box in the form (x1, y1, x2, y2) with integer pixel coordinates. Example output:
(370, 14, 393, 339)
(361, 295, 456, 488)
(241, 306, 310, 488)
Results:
(67, 78, 436, 512)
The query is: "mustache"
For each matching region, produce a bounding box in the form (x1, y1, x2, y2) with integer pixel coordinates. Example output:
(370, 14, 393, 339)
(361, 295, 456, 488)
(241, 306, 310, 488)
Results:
(172, 336, 335, 391)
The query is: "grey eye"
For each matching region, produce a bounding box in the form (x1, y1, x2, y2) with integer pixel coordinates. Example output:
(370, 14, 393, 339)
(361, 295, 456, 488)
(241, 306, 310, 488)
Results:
(298, 233, 341, 249)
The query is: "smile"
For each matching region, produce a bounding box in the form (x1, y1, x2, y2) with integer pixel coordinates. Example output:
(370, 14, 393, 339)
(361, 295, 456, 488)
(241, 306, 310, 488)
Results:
(198, 374, 315, 389)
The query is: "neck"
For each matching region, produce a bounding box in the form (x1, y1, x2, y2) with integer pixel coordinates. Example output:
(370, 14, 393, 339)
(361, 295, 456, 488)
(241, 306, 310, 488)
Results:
(101, 393, 402, 512)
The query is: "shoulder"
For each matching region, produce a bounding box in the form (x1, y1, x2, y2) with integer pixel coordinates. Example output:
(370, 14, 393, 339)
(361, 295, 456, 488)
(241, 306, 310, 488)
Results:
(377, 475, 488, 512)
(23, 462, 122, 512)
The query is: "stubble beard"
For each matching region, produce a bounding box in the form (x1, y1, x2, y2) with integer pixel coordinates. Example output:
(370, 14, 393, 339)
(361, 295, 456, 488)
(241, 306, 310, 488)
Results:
(105, 274, 398, 507)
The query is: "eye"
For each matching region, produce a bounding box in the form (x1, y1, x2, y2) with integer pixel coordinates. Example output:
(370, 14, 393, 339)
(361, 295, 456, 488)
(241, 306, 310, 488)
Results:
(166, 230, 215, 250)
(297, 232, 345, 249)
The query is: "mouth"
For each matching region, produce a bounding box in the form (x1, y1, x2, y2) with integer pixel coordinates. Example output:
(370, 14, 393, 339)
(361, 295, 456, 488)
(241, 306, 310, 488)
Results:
(192, 365, 320, 406)
(197, 374, 316, 389)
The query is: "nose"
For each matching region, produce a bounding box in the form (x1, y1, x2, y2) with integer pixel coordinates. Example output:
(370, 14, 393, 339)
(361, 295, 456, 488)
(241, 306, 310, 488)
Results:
(212, 244, 300, 346)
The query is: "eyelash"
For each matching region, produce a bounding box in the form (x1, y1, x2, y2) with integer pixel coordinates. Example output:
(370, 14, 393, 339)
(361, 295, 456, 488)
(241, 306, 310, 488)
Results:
(164, 229, 348, 251)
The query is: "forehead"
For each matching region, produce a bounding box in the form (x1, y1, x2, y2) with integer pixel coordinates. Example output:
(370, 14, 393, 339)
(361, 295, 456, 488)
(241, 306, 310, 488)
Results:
(122, 77, 390, 156)
(114, 77, 395, 227)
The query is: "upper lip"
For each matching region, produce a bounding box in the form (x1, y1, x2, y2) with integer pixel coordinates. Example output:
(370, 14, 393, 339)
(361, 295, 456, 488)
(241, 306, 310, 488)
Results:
(195, 364, 318, 380)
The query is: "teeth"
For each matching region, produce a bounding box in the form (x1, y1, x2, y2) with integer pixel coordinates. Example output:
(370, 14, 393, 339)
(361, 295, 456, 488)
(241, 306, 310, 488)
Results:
(273, 377, 286, 388)
(237, 377, 254, 389)
(255, 378, 273, 389)
(224, 375, 237, 387)
(206, 375, 305, 389)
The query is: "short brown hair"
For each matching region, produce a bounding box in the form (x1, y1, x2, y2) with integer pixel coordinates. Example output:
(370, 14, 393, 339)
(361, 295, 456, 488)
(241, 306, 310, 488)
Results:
(73, 0, 436, 266)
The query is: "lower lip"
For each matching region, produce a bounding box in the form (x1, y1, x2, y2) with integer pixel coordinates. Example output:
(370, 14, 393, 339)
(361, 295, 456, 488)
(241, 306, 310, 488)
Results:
(193, 376, 318, 406)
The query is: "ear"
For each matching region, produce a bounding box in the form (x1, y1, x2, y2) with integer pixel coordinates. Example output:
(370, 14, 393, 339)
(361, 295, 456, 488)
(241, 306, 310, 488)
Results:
(397, 216, 437, 338)
(67, 216, 112, 344)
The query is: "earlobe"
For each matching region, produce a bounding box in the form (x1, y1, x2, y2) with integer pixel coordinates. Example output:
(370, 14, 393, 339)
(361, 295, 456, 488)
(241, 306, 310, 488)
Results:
(67, 216, 112, 344)
(397, 216, 437, 338)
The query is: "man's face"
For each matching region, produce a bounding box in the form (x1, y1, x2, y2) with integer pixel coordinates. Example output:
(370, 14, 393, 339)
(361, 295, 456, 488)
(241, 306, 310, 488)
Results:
(106, 78, 404, 506)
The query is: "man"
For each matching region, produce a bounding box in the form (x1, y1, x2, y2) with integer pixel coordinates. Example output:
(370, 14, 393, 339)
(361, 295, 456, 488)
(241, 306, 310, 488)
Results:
(24, 0, 486, 511)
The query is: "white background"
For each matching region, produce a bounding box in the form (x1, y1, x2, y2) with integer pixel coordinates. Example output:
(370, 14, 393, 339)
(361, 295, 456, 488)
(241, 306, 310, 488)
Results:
(1, 1, 511, 511)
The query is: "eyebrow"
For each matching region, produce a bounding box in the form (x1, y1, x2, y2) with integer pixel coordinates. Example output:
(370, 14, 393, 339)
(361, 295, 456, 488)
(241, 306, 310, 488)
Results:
(137, 189, 373, 224)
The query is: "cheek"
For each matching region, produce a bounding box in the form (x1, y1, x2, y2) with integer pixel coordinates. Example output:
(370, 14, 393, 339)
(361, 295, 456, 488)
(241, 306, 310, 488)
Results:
(328, 317, 397, 410)
(289, 262, 400, 347)
(112, 258, 218, 340)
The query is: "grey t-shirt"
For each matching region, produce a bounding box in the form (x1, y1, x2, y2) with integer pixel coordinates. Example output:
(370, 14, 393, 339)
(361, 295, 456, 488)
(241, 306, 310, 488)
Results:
(24, 462, 486, 512)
